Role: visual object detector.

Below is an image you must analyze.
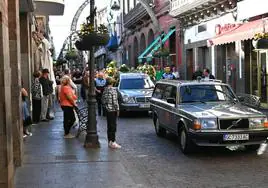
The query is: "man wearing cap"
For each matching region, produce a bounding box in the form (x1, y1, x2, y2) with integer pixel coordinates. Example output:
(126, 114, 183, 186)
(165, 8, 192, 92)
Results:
(95, 72, 107, 116)
(39, 69, 53, 121)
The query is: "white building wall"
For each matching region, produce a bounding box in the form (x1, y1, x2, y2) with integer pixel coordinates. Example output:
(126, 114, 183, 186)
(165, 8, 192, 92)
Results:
(184, 13, 235, 44)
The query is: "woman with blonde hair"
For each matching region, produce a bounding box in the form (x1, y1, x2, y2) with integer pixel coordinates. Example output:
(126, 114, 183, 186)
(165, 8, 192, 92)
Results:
(59, 76, 78, 138)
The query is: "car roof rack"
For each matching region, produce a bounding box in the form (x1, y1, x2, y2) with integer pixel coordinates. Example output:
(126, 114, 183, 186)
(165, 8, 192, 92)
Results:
(196, 78, 222, 83)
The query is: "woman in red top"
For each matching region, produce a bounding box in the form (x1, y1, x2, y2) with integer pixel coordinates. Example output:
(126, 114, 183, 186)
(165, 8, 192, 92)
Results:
(60, 76, 78, 138)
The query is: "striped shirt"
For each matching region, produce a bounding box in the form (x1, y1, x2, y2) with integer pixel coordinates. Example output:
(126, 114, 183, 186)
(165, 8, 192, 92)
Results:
(102, 87, 119, 112)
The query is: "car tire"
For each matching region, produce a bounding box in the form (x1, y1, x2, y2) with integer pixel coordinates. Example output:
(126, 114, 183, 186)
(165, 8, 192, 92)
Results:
(179, 127, 195, 154)
(245, 144, 260, 151)
(154, 117, 166, 137)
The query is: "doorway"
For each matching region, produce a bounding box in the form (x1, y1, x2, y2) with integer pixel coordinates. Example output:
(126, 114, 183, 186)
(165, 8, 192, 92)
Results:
(186, 49, 193, 80)
(258, 51, 268, 105)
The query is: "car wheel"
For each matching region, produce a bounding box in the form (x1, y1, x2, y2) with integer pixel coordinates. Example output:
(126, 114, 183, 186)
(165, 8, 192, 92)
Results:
(154, 117, 166, 137)
(245, 144, 260, 151)
(179, 127, 194, 154)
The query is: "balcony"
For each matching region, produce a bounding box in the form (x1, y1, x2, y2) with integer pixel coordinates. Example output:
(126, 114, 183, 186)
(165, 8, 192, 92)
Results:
(34, 0, 65, 16)
(124, 3, 149, 29)
(169, 0, 226, 17)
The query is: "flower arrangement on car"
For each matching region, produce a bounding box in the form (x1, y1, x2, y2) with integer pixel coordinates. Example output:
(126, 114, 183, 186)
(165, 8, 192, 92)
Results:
(136, 64, 156, 81)
(75, 21, 110, 50)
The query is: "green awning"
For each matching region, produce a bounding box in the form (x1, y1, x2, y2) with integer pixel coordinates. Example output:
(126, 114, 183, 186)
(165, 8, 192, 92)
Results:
(146, 28, 176, 58)
(138, 33, 165, 63)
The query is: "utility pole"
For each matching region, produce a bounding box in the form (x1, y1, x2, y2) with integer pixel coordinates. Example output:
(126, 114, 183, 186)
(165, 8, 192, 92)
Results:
(84, 0, 100, 148)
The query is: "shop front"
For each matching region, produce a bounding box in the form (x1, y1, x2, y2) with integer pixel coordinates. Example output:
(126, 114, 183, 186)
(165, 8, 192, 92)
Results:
(184, 13, 235, 80)
(208, 17, 268, 106)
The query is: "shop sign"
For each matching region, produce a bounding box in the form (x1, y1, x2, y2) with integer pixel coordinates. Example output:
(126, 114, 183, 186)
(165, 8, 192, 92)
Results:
(215, 24, 241, 36)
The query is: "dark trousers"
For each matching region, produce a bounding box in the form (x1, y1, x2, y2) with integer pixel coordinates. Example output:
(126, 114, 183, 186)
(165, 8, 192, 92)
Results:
(96, 96, 105, 116)
(61, 106, 76, 135)
(106, 111, 117, 142)
(32, 99, 41, 123)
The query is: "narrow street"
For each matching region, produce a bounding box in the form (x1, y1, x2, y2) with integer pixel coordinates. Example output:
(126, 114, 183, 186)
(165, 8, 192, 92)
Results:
(15, 109, 268, 188)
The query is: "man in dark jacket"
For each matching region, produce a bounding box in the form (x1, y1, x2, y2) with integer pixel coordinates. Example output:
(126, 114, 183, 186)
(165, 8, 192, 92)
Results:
(203, 68, 215, 79)
(39, 69, 53, 121)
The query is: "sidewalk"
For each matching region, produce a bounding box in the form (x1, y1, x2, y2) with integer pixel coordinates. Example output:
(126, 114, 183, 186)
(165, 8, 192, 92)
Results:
(15, 107, 136, 188)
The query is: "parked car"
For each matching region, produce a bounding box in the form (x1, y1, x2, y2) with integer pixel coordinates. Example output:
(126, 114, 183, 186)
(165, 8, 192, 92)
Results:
(150, 79, 268, 154)
(117, 73, 154, 113)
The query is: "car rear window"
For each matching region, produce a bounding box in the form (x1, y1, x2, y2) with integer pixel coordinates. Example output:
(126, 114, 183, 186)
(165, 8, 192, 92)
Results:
(119, 78, 154, 89)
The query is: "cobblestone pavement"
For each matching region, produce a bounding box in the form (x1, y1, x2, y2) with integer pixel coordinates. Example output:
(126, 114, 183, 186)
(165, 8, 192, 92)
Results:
(15, 109, 268, 188)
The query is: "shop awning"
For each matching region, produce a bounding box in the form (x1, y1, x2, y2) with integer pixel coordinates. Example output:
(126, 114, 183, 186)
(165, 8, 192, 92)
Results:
(207, 18, 268, 47)
(146, 28, 176, 58)
(138, 33, 165, 63)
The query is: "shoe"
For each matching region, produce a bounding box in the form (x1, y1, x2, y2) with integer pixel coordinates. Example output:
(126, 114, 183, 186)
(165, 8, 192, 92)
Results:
(41, 119, 49, 122)
(64, 134, 75, 139)
(23, 134, 27, 138)
(25, 130, 33, 136)
(109, 141, 121, 149)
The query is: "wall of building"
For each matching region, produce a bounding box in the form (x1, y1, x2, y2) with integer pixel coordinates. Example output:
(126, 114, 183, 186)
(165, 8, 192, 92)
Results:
(0, 0, 15, 187)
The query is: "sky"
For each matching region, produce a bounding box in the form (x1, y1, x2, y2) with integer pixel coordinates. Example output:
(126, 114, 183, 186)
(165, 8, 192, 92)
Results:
(49, 0, 109, 57)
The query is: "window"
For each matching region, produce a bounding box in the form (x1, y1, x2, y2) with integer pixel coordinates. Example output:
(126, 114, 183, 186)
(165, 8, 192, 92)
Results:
(197, 24, 207, 33)
(163, 86, 177, 101)
(119, 78, 154, 89)
(153, 84, 166, 99)
(179, 84, 236, 103)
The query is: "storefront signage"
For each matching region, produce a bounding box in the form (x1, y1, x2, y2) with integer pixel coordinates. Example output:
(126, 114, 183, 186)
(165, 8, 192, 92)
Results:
(215, 24, 241, 36)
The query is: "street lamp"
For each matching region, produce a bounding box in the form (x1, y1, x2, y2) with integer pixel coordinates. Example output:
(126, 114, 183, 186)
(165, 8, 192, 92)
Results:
(84, 0, 100, 148)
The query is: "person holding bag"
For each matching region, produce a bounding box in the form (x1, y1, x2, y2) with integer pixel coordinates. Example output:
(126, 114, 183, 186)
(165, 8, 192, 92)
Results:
(59, 75, 78, 138)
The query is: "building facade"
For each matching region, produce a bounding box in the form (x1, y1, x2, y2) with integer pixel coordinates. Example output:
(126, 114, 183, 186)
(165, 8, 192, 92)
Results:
(122, 0, 181, 71)
(0, 0, 64, 187)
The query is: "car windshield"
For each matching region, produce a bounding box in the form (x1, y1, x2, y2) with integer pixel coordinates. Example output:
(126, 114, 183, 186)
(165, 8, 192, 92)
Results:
(119, 78, 154, 89)
(180, 84, 236, 103)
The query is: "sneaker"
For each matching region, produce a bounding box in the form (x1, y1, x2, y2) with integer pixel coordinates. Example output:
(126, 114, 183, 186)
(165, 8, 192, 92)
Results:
(109, 141, 121, 149)
(64, 134, 75, 139)
(23, 134, 27, 138)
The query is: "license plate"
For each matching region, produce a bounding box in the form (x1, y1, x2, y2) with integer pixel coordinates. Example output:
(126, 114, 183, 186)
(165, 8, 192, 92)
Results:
(139, 104, 150, 108)
(223, 134, 249, 141)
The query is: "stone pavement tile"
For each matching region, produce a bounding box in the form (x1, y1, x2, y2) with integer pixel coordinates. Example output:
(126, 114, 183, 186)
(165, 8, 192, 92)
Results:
(15, 163, 136, 188)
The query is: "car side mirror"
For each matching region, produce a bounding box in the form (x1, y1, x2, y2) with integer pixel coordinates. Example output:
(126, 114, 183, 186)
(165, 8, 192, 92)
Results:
(167, 98, 176, 104)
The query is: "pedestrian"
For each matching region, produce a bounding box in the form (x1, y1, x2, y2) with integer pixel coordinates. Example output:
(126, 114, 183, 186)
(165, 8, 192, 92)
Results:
(21, 85, 33, 137)
(203, 68, 215, 80)
(31, 71, 43, 124)
(192, 66, 203, 80)
(39, 68, 53, 122)
(171, 65, 180, 80)
(72, 68, 83, 102)
(102, 77, 121, 149)
(162, 67, 175, 79)
(59, 75, 78, 139)
(95, 72, 106, 116)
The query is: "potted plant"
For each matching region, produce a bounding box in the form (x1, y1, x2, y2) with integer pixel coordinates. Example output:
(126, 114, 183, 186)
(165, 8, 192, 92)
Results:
(65, 49, 78, 61)
(253, 32, 268, 49)
(75, 22, 109, 50)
